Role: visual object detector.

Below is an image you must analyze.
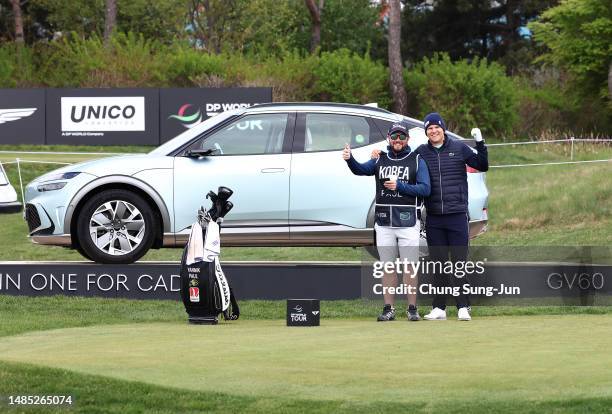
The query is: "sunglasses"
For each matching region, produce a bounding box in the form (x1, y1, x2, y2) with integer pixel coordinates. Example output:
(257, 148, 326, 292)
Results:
(389, 132, 408, 141)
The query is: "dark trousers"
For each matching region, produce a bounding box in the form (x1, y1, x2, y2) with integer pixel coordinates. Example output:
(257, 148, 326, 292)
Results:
(426, 212, 470, 310)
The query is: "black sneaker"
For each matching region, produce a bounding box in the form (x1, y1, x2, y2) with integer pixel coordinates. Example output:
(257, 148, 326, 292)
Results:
(377, 305, 396, 321)
(407, 305, 420, 321)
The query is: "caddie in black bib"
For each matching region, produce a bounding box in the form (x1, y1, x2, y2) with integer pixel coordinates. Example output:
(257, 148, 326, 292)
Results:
(374, 151, 422, 228)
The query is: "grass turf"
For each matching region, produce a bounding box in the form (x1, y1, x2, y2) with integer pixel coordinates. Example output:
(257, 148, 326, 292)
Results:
(1, 296, 612, 413)
(3, 361, 610, 414)
(1, 317, 611, 412)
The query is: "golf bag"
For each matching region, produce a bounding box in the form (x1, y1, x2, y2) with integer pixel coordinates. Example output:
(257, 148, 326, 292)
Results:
(180, 186, 240, 324)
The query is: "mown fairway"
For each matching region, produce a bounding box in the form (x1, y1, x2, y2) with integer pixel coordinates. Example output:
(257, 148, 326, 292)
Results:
(1, 296, 612, 413)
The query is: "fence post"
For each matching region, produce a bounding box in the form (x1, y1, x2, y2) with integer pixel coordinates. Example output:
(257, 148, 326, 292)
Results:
(570, 136, 575, 161)
(16, 158, 25, 205)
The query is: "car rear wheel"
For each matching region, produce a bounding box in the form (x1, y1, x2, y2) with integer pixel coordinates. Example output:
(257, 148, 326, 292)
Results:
(76, 189, 157, 264)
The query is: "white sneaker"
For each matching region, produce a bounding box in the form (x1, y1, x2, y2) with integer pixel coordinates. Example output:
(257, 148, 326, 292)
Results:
(424, 307, 447, 320)
(457, 307, 471, 321)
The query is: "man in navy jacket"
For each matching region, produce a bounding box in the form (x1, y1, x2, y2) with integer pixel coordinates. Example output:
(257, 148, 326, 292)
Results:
(416, 112, 488, 321)
(344, 123, 430, 322)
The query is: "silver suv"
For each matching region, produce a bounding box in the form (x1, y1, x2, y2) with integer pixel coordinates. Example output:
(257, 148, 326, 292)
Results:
(25, 103, 488, 263)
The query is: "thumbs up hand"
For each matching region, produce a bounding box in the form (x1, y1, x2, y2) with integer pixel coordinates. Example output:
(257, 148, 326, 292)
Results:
(342, 143, 351, 160)
(471, 128, 483, 142)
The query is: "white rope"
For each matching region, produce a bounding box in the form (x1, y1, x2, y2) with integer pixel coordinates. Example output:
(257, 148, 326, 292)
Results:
(490, 159, 612, 168)
(10, 159, 72, 165)
(0, 150, 127, 155)
(488, 138, 612, 146)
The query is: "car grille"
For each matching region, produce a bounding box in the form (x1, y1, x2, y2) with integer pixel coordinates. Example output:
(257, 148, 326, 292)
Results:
(25, 204, 41, 233)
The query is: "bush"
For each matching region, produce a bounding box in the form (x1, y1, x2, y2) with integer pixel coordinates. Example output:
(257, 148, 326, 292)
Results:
(405, 53, 518, 139)
(312, 49, 390, 107)
(161, 46, 232, 87)
(40, 32, 166, 87)
(0, 45, 38, 88)
(245, 50, 318, 102)
(515, 68, 612, 139)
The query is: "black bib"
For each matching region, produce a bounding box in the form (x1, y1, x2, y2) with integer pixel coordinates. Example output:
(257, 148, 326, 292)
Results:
(374, 151, 422, 228)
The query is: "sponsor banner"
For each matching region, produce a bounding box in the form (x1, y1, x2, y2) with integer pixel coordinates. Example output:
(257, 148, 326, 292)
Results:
(1, 258, 610, 305)
(0, 89, 45, 144)
(0, 262, 360, 300)
(46, 88, 159, 145)
(60, 97, 145, 132)
(159, 87, 272, 143)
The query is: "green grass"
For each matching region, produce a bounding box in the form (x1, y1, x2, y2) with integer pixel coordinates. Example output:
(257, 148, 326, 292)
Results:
(2, 295, 612, 337)
(1, 296, 612, 413)
(5, 361, 610, 414)
(488, 141, 612, 165)
(474, 161, 612, 246)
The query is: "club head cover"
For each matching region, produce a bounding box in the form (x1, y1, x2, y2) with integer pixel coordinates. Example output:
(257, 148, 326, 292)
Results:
(207, 190, 219, 203)
(219, 201, 233, 218)
(217, 186, 233, 202)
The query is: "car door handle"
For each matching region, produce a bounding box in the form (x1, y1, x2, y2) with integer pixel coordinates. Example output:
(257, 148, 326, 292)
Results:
(260, 168, 285, 173)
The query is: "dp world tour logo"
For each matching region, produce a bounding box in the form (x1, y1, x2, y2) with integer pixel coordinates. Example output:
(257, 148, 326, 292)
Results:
(169, 104, 203, 129)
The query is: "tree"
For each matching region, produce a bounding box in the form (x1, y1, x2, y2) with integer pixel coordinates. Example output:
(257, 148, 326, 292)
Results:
(189, 0, 250, 53)
(388, 0, 407, 114)
(304, 0, 323, 53)
(103, 0, 116, 46)
(10, 0, 24, 43)
(529, 0, 612, 101)
(318, 0, 383, 58)
(401, 0, 558, 72)
(237, 0, 309, 55)
(28, 0, 186, 44)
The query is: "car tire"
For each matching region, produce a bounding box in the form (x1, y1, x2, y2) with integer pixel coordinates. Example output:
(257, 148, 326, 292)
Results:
(76, 189, 157, 264)
(74, 241, 94, 261)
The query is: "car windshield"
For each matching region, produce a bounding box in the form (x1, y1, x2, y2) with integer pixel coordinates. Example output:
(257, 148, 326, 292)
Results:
(148, 110, 241, 156)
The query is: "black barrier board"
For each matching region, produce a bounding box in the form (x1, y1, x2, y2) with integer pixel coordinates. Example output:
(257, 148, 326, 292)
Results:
(45, 88, 160, 145)
(0, 89, 45, 144)
(0, 262, 360, 300)
(160, 88, 272, 143)
(1, 260, 611, 305)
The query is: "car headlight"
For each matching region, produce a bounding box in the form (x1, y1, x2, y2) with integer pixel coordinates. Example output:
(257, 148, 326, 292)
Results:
(37, 182, 68, 192)
(36, 172, 80, 192)
(40, 172, 81, 182)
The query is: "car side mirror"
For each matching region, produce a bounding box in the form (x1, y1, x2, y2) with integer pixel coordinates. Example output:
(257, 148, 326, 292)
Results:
(185, 148, 217, 158)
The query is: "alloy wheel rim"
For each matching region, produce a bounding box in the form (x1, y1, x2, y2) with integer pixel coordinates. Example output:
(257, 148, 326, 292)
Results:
(89, 200, 145, 256)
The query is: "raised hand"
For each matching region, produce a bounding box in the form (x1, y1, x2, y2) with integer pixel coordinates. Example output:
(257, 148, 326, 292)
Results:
(342, 143, 351, 160)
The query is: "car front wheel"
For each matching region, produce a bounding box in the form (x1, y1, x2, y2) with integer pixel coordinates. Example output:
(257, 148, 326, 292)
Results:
(76, 189, 157, 264)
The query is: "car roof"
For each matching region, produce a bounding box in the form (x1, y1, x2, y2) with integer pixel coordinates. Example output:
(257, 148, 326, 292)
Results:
(247, 102, 401, 120)
(246, 102, 465, 139)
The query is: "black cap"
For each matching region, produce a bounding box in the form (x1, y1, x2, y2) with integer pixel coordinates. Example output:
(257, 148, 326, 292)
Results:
(388, 123, 408, 136)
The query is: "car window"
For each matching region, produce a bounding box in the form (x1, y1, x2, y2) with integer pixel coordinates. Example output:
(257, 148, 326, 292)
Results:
(372, 118, 393, 137)
(187, 113, 288, 155)
(304, 114, 371, 152)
